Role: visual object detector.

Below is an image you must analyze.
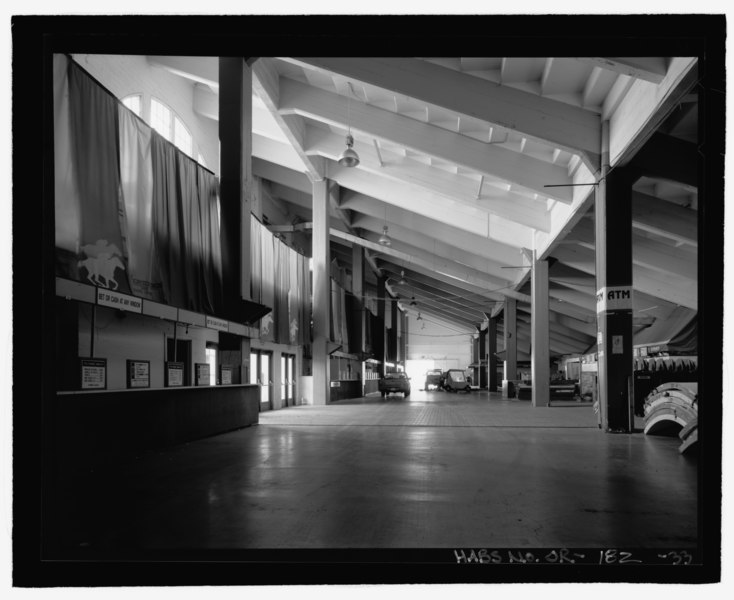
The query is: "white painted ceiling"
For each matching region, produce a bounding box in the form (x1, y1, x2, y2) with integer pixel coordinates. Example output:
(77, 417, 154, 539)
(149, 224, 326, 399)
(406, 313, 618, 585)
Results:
(150, 55, 699, 357)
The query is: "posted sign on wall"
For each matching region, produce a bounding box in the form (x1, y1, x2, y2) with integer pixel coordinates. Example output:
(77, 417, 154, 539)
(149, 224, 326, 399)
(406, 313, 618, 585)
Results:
(80, 358, 107, 390)
(166, 361, 184, 387)
(206, 315, 229, 331)
(96, 289, 143, 313)
(196, 363, 211, 386)
(596, 286, 633, 313)
(127, 359, 150, 388)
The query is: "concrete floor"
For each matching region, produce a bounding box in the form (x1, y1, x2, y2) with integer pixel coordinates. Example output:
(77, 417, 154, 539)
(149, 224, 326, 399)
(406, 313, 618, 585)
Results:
(56, 390, 697, 552)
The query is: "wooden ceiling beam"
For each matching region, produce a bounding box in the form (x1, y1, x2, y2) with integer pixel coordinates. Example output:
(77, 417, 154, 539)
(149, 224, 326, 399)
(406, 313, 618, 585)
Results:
(354, 215, 517, 282)
(277, 76, 574, 203)
(575, 57, 668, 84)
(305, 124, 561, 222)
(632, 191, 697, 247)
(282, 57, 601, 170)
(251, 57, 324, 182)
(326, 162, 545, 239)
(342, 191, 523, 265)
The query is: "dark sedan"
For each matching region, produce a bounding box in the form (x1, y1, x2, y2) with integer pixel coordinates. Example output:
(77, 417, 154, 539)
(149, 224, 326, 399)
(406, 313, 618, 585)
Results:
(378, 372, 411, 398)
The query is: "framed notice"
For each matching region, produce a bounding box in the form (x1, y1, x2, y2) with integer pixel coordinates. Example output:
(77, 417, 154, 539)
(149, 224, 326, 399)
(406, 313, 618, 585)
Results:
(220, 366, 233, 385)
(126, 359, 150, 389)
(195, 363, 211, 386)
(80, 358, 107, 390)
(165, 361, 184, 387)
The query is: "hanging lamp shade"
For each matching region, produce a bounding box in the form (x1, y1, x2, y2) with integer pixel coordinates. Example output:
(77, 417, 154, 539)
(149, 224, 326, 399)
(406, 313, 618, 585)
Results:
(378, 225, 391, 246)
(410, 297, 417, 307)
(398, 270, 406, 285)
(338, 133, 360, 167)
(416, 312, 423, 321)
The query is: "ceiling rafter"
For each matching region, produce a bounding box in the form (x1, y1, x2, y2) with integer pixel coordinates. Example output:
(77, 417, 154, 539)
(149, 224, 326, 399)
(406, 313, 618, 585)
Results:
(277, 76, 575, 204)
(281, 57, 601, 170)
(251, 57, 324, 182)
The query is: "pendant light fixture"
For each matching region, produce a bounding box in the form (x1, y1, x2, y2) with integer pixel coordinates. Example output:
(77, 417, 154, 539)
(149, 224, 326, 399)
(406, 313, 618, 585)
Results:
(337, 82, 360, 168)
(379, 205, 391, 246)
(416, 312, 423, 321)
(410, 297, 417, 307)
(398, 270, 406, 285)
(378, 225, 392, 246)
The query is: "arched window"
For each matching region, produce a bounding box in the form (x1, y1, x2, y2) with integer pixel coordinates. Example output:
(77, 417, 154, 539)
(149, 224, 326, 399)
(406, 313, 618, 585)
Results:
(121, 93, 142, 117)
(150, 97, 193, 157)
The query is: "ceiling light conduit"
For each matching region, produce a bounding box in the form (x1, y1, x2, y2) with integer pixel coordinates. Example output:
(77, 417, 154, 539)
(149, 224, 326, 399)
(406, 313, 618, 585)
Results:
(337, 82, 360, 168)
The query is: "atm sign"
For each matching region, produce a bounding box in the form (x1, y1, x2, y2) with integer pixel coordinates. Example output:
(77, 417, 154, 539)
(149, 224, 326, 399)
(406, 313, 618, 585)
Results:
(596, 286, 633, 313)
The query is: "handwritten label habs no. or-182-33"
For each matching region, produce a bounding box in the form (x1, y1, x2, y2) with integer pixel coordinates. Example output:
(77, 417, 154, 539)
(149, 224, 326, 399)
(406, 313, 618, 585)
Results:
(453, 548, 694, 565)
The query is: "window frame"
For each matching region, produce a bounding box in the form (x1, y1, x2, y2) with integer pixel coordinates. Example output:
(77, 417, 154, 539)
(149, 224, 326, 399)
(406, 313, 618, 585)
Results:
(150, 96, 193, 158)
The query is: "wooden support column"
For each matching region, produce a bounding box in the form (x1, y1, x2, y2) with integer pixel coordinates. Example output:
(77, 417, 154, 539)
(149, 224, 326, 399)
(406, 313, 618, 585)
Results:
(488, 317, 498, 392)
(218, 58, 252, 310)
(351, 244, 365, 358)
(595, 121, 634, 432)
(312, 178, 331, 405)
(376, 276, 386, 375)
(400, 310, 407, 365)
(474, 328, 487, 389)
(389, 294, 398, 362)
(503, 298, 517, 397)
(531, 250, 550, 407)
(219, 57, 253, 389)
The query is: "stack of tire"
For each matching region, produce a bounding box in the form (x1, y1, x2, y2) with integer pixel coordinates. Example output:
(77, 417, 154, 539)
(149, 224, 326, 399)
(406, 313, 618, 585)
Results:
(643, 382, 698, 455)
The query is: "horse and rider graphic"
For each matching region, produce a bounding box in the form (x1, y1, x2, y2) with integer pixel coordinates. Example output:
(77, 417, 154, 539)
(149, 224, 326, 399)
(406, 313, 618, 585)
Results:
(78, 239, 126, 290)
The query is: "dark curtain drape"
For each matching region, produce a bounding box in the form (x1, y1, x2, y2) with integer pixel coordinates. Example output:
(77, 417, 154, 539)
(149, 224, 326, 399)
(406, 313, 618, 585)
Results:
(68, 60, 131, 294)
(275, 239, 290, 343)
(177, 152, 203, 310)
(250, 219, 262, 303)
(344, 292, 362, 356)
(57, 57, 225, 317)
(301, 256, 312, 358)
(364, 312, 374, 357)
(196, 166, 223, 314)
(150, 132, 223, 314)
(150, 132, 187, 307)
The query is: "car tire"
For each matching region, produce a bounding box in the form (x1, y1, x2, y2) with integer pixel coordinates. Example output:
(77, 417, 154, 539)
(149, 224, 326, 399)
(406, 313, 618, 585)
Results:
(381, 391, 386, 398)
(404, 392, 410, 398)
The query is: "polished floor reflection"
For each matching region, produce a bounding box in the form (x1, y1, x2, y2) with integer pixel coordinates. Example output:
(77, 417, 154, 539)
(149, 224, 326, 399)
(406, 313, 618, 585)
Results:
(51, 390, 697, 552)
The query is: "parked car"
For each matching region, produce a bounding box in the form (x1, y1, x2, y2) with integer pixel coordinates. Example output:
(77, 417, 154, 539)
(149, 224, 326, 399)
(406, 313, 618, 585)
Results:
(424, 369, 443, 390)
(378, 372, 411, 398)
(441, 369, 471, 393)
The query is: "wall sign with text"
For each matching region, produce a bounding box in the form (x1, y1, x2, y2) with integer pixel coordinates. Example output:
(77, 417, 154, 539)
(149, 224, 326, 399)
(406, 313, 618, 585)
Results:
(126, 359, 150, 388)
(96, 288, 143, 313)
(165, 361, 184, 387)
(80, 357, 107, 390)
(195, 363, 211, 386)
(206, 315, 229, 331)
(596, 286, 633, 313)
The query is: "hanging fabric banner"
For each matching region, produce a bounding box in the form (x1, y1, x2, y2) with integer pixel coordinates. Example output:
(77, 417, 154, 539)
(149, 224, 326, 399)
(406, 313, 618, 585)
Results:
(54, 54, 81, 275)
(274, 239, 290, 344)
(56, 57, 225, 316)
(339, 286, 349, 350)
(68, 60, 132, 294)
(259, 230, 275, 340)
(287, 249, 301, 345)
(150, 131, 187, 307)
(118, 105, 163, 301)
(250, 219, 263, 304)
(301, 254, 312, 356)
(196, 166, 224, 314)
